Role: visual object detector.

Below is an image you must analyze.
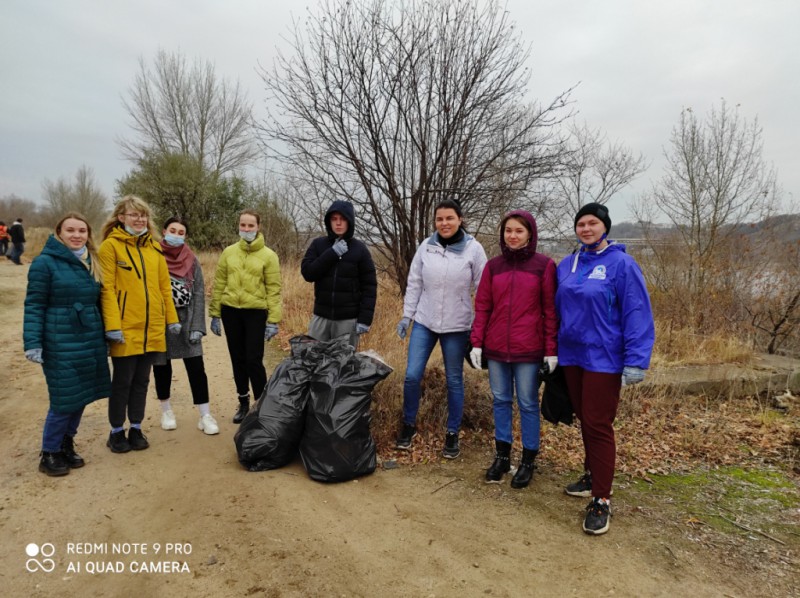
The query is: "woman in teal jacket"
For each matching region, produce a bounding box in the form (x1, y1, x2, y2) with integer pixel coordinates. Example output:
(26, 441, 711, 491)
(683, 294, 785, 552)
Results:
(23, 213, 111, 476)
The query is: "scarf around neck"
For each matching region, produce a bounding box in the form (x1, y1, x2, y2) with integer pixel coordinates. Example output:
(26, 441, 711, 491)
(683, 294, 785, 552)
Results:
(160, 239, 196, 284)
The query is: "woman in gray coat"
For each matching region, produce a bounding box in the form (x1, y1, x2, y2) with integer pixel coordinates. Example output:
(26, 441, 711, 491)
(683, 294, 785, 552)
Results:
(152, 217, 218, 434)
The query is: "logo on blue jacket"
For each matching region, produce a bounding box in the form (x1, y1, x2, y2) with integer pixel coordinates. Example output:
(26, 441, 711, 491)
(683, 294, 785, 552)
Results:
(588, 265, 606, 280)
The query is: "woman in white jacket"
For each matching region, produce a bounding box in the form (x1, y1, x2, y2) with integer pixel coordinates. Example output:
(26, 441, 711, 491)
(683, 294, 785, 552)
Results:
(395, 199, 487, 458)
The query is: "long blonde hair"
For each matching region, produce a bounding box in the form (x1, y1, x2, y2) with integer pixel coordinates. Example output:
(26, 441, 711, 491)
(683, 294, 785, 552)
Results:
(55, 212, 101, 283)
(101, 195, 158, 240)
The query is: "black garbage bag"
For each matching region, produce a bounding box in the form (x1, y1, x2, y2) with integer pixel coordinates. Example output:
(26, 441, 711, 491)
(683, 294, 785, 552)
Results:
(299, 340, 393, 483)
(540, 365, 573, 426)
(233, 336, 323, 471)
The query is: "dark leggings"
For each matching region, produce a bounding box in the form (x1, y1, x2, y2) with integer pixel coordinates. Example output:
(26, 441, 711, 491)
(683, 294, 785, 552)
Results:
(109, 353, 156, 428)
(152, 355, 209, 405)
(562, 366, 622, 499)
(221, 305, 267, 399)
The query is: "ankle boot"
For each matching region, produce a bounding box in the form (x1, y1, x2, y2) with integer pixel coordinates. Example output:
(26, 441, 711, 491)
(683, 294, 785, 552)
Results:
(39, 451, 69, 476)
(61, 434, 85, 468)
(233, 395, 250, 424)
(485, 440, 512, 483)
(510, 448, 538, 489)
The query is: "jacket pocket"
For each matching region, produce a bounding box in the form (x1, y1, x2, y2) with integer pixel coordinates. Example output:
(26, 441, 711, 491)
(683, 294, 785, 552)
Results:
(117, 291, 128, 320)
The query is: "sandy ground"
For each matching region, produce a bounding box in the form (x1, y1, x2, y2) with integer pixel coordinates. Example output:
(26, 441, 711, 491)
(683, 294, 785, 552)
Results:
(0, 259, 777, 597)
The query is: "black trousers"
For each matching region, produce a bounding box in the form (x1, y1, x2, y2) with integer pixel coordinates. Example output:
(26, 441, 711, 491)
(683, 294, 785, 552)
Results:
(221, 305, 267, 399)
(109, 353, 156, 428)
(152, 355, 210, 405)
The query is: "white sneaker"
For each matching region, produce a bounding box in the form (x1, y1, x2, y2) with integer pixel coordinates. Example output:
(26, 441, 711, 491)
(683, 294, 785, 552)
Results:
(161, 410, 177, 430)
(198, 414, 219, 435)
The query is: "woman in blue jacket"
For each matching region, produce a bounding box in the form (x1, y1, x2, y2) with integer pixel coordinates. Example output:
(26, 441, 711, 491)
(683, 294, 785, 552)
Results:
(556, 203, 654, 535)
(23, 213, 112, 476)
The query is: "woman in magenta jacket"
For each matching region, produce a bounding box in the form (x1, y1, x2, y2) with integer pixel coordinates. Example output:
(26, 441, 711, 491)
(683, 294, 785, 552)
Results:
(469, 210, 558, 488)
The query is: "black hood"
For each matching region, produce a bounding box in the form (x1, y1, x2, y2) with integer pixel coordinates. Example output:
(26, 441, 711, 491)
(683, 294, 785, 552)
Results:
(324, 200, 355, 241)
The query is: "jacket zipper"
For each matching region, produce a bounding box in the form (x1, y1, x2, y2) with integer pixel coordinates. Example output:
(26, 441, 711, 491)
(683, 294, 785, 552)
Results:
(506, 263, 516, 361)
(136, 239, 150, 352)
(331, 260, 339, 320)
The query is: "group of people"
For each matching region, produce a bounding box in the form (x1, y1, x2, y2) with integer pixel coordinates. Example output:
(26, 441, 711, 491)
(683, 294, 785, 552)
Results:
(22, 197, 285, 472)
(393, 199, 654, 536)
(22, 193, 653, 536)
(1, 218, 26, 263)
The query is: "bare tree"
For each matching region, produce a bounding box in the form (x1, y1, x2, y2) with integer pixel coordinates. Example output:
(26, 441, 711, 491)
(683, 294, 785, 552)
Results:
(637, 101, 778, 293)
(258, 0, 572, 292)
(42, 165, 108, 229)
(537, 121, 648, 239)
(120, 49, 256, 177)
(0, 194, 47, 227)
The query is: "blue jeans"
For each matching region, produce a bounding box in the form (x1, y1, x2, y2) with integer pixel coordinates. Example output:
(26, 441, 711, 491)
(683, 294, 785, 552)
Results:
(9, 242, 24, 264)
(402, 322, 469, 433)
(487, 360, 541, 450)
(42, 407, 85, 452)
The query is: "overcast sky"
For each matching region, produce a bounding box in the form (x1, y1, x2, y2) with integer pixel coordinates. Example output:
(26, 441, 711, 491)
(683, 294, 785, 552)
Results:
(1, 0, 798, 222)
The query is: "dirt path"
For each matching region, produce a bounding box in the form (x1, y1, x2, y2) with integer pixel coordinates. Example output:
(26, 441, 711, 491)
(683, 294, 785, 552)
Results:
(0, 259, 780, 597)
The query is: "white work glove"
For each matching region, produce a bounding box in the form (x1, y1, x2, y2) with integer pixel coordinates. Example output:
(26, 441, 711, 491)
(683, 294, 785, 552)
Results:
(396, 317, 411, 340)
(543, 356, 558, 373)
(469, 347, 483, 369)
(622, 366, 646, 386)
(264, 323, 279, 341)
(332, 239, 348, 257)
(25, 348, 44, 364)
(210, 317, 222, 336)
(105, 330, 124, 343)
(168, 323, 182, 335)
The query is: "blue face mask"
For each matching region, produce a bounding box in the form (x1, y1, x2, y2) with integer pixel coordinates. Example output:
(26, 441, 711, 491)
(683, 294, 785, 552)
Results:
(164, 234, 185, 247)
(124, 225, 146, 237)
(239, 230, 257, 243)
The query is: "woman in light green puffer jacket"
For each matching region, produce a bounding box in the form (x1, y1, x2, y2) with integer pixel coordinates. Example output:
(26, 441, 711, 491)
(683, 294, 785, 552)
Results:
(209, 210, 282, 423)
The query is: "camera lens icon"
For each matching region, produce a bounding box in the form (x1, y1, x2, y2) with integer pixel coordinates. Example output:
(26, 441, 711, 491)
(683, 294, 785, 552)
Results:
(25, 543, 56, 573)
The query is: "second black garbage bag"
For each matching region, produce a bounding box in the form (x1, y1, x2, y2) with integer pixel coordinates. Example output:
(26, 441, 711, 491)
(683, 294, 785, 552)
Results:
(299, 340, 393, 483)
(234, 336, 322, 471)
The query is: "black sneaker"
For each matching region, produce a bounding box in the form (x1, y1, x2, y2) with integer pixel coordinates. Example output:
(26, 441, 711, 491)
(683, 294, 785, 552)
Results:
(107, 430, 132, 453)
(565, 472, 613, 497)
(565, 472, 593, 497)
(583, 498, 611, 535)
(442, 432, 460, 459)
(395, 423, 417, 450)
(127, 428, 150, 451)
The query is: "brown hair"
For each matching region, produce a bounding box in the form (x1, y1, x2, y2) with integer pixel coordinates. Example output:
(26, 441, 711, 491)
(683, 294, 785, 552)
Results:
(239, 209, 261, 226)
(501, 214, 532, 235)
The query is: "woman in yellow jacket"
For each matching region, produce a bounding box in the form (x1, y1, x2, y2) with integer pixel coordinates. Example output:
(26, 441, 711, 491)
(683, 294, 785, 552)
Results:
(210, 209, 282, 423)
(99, 196, 180, 453)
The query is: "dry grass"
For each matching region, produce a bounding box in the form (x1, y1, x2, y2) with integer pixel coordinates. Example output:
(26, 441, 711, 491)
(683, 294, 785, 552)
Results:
(650, 321, 754, 368)
(20, 226, 50, 260)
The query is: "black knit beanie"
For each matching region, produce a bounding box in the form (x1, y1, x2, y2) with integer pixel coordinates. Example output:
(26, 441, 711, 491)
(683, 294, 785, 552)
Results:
(574, 202, 611, 234)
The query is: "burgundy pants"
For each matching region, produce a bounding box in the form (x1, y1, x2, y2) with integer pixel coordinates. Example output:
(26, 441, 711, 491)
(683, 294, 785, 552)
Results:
(562, 366, 622, 499)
